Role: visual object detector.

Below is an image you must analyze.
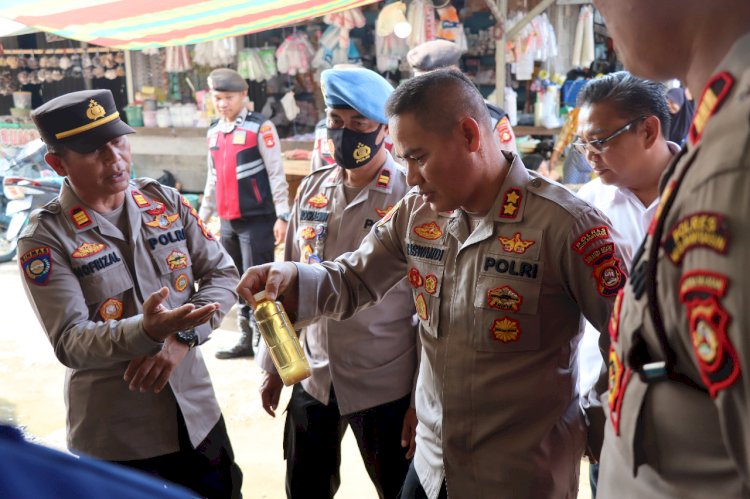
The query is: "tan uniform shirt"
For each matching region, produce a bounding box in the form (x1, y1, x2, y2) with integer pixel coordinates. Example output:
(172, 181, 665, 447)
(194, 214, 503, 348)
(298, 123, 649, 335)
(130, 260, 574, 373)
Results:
(599, 32, 750, 498)
(258, 154, 418, 414)
(295, 153, 624, 498)
(17, 178, 238, 461)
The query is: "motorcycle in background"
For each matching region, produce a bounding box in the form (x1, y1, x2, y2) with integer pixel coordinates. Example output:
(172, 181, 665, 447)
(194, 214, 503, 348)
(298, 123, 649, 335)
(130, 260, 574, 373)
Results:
(0, 139, 63, 263)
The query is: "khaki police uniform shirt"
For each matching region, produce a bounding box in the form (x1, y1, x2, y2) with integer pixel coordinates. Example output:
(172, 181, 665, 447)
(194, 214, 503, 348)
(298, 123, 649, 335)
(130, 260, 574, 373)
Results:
(599, 32, 750, 498)
(294, 153, 624, 499)
(258, 154, 418, 414)
(17, 178, 239, 461)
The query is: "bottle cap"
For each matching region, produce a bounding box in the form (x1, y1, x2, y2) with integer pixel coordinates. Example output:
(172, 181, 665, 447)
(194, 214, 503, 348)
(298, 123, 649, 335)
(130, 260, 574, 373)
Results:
(253, 290, 268, 302)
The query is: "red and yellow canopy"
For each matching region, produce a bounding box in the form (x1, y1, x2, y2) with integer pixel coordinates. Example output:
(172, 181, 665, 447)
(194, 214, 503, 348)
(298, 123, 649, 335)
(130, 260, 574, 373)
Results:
(0, 0, 380, 49)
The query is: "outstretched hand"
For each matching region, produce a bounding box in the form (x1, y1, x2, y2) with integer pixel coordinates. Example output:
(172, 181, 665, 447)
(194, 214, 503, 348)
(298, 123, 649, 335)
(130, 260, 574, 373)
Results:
(142, 287, 219, 342)
(236, 262, 299, 311)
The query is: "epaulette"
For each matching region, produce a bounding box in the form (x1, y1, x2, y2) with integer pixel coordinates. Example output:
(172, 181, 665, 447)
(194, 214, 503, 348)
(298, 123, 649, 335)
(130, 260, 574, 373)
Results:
(525, 174, 589, 219)
(18, 201, 60, 239)
(244, 112, 267, 126)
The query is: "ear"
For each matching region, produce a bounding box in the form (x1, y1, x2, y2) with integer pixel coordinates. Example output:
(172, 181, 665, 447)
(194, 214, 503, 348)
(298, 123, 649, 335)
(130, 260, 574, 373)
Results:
(44, 152, 67, 177)
(459, 117, 481, 153)
(642, 115, 661, 149)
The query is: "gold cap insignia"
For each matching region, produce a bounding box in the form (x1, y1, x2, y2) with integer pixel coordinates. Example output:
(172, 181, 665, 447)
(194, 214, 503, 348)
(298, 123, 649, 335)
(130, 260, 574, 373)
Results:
(353, 142, 371, 163)
(86, 99, 106, 121)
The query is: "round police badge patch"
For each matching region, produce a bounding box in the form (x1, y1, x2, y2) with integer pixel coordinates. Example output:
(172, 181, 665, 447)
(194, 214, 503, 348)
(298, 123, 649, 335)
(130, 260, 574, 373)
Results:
(99, 298, 123, 321)
(20, 246, 52, 286)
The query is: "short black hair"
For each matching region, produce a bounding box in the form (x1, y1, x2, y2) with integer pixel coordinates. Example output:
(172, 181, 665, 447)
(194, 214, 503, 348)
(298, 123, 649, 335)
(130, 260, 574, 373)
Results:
(385, 68, 491, 135)
(576, 71, 671, 139)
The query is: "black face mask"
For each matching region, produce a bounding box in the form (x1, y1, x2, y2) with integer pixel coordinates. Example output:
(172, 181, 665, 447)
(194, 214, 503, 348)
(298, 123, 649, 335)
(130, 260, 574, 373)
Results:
(327, 125, 384, 170)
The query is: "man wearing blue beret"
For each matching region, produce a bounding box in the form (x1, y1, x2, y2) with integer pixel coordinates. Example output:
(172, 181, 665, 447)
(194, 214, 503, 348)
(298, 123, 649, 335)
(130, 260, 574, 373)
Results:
(256, 67, 419, 499)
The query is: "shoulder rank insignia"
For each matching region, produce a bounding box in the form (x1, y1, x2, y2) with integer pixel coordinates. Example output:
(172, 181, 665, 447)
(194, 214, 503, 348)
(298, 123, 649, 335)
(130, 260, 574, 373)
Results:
(491, 316, 521, 342)
(99, 298, 123, 321)
(679, 270, 738, 397)
(145, 213, 180, 230)
(487, 285, 523, 312)
(498, 232, 535, 254)
(499, 188, 521, 219)
(72, 242, 106, 258)
(413, 222, 443, 240)
(131, 190, 150, 209)
(689, 71, 734, 146)
(573, 226, 610, 254)
(662, 212, 729, 265)
(308, 193, 329, 209)
(376, 169, 391, 189)
(20, 246, 52, 285)
(70, 206, 93, 230)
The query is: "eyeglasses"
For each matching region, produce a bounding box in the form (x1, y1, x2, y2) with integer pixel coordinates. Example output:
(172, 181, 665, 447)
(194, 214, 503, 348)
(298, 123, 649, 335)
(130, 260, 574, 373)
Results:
(572, 115, 647, 155)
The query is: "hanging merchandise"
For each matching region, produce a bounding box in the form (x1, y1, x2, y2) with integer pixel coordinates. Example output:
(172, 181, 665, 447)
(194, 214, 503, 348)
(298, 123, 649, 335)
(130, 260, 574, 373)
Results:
(407, 0, 437, 49)
(280, 91, 300, 121)
(193, 38, 238, 67)
(276, 32, 316, 75)
(435, 4, 467, 51)
(312, 8, 366, 70)
(505, 11, 559, 81)
(165, 45, 192, 73)
(238, 47, 278, 82)
(572, 5, 595, 69)
(323, 7, 366, 49)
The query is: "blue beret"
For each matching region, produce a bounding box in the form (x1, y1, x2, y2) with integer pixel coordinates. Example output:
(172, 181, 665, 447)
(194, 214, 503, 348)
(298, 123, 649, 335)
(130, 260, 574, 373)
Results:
(321, 68, 394, 124)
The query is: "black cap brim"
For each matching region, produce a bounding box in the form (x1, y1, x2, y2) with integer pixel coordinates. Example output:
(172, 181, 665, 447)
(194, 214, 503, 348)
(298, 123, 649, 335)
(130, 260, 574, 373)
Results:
(60, 119, 135, 154)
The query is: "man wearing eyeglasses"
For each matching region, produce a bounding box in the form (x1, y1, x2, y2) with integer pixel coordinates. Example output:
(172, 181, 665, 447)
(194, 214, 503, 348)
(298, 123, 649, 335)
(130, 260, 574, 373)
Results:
(592, 1, 750, 497)
(571, 71, 681, 497)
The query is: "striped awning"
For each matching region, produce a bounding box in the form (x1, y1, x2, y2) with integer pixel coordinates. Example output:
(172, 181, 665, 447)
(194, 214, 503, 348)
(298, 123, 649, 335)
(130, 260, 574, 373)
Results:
(0, 0, 380, 50)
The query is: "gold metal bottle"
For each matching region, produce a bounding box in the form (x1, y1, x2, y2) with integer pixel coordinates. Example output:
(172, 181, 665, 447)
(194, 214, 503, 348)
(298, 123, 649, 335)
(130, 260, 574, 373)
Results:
(253, 290, 311, 386)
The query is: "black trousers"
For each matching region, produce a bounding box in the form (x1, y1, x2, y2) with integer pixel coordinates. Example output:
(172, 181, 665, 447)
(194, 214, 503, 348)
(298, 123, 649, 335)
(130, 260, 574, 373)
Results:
(284, 383, 411, 499)
(399, 462, 447, 499)
(114, 411, 243, 499)
(220, 214, 275, 319)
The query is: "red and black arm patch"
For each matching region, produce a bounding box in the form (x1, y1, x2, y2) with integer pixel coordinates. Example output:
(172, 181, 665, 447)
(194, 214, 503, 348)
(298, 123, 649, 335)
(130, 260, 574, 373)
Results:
(662, 212, 729, 265)
(573, 227, 627, 297)
(679, 270, 740, 397)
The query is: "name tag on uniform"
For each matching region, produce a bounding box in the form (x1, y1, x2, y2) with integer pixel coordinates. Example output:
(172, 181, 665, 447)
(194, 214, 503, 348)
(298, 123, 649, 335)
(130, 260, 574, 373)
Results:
(232, 130, 247, 145)
(209, 133, 218, 148)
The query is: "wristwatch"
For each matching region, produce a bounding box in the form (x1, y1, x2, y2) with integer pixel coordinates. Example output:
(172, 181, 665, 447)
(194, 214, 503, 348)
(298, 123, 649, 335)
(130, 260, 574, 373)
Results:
(277, 212, 291, 222)
(174, 328, 199, 349)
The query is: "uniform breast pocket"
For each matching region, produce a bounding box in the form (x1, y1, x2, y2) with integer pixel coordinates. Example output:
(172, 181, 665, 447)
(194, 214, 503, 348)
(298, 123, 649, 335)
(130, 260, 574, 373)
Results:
(151, 245, 195, 303)
(79, 266, 133, 306)
(472, 274, 542, 352)
(408, 261, 445, 339)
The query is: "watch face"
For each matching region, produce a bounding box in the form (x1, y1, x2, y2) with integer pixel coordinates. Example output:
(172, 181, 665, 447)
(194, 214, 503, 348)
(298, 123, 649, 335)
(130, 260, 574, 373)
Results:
(176, 329, 198, 347)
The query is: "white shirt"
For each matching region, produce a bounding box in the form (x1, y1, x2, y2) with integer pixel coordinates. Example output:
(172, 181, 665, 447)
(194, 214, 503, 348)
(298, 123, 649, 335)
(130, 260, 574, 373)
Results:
(576, 142, 680, 394)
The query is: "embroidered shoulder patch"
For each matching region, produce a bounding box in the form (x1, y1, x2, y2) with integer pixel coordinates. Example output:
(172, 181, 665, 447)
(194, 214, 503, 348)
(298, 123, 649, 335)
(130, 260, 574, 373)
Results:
(20, 246, 52, 285)
(573, 226, 610, 254)
(376, 169, 391, 189)
(662, 212, 729, 265)
(131, 190, 150, 208)
(592, 254, 626, 297)
(679, 270, 739, 397)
